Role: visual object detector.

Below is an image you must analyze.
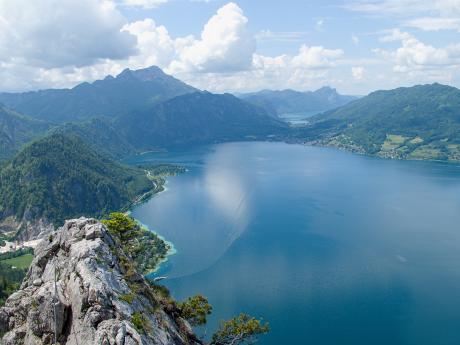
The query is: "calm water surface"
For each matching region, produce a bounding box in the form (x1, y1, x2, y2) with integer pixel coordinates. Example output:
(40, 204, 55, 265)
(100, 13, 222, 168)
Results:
(128, 142, 460, 345)
(279, 111, 318, 125)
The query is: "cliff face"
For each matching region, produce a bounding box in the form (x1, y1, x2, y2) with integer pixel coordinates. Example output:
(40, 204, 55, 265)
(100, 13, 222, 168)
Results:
(0, 218, 196, 345)
(0, 216, 54, 242)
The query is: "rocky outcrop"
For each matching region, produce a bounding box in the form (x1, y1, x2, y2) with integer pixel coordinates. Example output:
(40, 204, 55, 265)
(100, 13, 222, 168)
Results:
(0, 216, 55, 242)
(0, 217, 196, 345)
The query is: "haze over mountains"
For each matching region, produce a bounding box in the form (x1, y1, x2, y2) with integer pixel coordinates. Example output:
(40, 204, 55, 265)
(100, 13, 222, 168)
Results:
(239, 87, 358, 116)
(1, 65, 459, 165)
(0, 66, 196, 123)
(0, 66, 292, 159)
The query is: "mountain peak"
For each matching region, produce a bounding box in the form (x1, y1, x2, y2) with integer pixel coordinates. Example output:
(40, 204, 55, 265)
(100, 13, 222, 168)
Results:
(239, 87, 356, 115)
(0, 65, 196, 123)
(116, 65, 168, 82)
(314, 86, 337, 95)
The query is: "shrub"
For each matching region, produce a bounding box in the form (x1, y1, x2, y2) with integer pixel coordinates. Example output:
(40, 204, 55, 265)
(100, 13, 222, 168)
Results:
(131, 311, 149, 333)
(119, 293, 135, 304)
(178, 295, 212, 326)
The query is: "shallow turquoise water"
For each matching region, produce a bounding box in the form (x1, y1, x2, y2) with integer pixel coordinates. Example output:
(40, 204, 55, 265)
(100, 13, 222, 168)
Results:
(128, 142, 460, 345)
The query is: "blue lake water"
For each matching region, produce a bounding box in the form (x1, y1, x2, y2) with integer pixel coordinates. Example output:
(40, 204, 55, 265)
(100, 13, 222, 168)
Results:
(128, 142, 460, 345)
(279, 111, 319, 125)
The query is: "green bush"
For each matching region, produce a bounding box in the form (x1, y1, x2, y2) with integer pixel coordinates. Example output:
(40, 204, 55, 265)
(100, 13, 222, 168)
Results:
(0, 263, 27, 306)
(178, 295, 212, 326)
(211, 313, 269, 345)
(119, 293, 136, 304)
(131, 312, 149, 333)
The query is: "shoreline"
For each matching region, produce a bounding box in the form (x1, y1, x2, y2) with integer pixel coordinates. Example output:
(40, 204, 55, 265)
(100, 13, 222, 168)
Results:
(128, 176, 178, 277)
(305, 140, 460, 166)
(133, 217, 177, 276)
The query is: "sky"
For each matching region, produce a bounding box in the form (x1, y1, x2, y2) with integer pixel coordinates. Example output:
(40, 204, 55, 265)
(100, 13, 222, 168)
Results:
(0, 0, 460, 95)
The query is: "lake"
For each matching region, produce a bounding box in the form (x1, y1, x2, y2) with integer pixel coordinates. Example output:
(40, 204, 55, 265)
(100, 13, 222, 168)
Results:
(279, 111, 319, 125)
(128, 142, 460, 345)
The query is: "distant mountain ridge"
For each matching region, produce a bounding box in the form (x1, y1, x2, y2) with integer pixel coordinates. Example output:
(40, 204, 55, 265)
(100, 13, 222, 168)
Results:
(239, 87, 358, 116)
(1, 66, 459, 164)
(0, 66, 197, 123)
(307, 83, 460, 162)
(115, 91, 289, 149)
(0, 66, 289, 160)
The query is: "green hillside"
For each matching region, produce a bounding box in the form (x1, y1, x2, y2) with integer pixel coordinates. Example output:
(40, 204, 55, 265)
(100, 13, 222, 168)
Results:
(308, 83, 460, 161)
(0, 133, 153, 227)
(0, 67, 290, 159)
(52, 117, 136, 158)
(115, 91, 289, 149)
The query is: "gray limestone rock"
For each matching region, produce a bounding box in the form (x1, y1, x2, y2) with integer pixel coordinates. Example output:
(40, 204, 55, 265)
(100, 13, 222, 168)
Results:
(0, 217, 196, 345)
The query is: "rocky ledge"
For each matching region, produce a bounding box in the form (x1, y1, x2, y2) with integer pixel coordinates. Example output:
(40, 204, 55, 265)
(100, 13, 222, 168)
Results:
(0, 217, 196, 345)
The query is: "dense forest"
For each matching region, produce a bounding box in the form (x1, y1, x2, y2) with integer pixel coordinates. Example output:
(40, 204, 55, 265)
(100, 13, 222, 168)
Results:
(0, 133, 153, 228)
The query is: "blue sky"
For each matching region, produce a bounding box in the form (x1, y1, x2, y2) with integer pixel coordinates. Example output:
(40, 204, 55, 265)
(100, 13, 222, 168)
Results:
(123, 0, 381, 56)
(1, 0, 460, 94)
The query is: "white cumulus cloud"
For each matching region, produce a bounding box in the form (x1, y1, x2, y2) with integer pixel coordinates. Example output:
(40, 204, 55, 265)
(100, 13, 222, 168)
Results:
(291, 45, 343, 69)
(0, 0, 137, 68)
(0, 1, 350, 93)
(376, 29, 460, 72)
(169, 2, 255, 73)
(122, 18, 176, 68)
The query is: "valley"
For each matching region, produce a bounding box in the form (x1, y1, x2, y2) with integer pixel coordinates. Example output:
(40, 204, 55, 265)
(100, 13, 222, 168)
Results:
(3, 2, 460, 344)
(1, 66, 460, 345)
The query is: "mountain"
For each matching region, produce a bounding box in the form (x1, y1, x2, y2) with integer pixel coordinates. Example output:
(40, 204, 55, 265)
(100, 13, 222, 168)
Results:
(0, 105, 50, 160)
(307, 83, 460, 162)
(0, 217, 197, 344)
(52, 117, 136, 158)
(0, 66, 197, 123)
(0, 67, 291, 157)
(114, 91, 289, 149)
(239, 87, 358, 116)
(0, 133, 154, 239)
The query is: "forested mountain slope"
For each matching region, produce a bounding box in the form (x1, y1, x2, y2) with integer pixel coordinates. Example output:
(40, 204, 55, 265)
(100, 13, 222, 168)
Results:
(0, 66, 197, 123)
(0, 133, 153, 238)
(307, 83, 460, 161)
